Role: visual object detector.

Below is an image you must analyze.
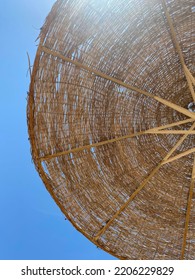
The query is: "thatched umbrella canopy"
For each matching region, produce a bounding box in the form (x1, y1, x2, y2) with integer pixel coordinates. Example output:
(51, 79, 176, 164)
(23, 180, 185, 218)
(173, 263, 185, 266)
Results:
(27, 0, 195, 259)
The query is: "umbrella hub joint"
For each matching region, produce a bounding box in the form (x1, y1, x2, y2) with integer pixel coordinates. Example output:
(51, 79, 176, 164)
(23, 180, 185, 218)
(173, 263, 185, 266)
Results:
(188, 102, 195, 113)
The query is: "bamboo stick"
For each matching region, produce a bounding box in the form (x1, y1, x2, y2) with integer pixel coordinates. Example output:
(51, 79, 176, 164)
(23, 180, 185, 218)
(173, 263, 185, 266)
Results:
(185, 73, 195, 102)
(154, 96, 195, 119)
(163, 148, 195, 165)
(39, 119, 194, 161)
(184, 65, 195, 87)
(181, 155, 195, 259)
(146, 130, 195, 135)
(41, 45, 195, 119)
(147, 118, 193, 131)
(161, 0, 195, 102)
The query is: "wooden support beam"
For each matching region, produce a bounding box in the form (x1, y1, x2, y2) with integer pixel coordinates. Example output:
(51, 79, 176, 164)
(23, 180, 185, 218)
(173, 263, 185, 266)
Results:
(147, 130, 195, 135)
(181, 155, 195, 259)
(40, 130, 145, 161)
(154, 96, 195, 119)
(41, 46, 195, 119)
(147, 118, 193, 131)
(93, 122, 195, 241)
(184, 65, 195, 87)
(39, 118, 194, 161)
(94, 162, 163, 241)
(161, 0, 185, 65)
(161, 0, 195, 102)
(163, 148, 195, 165)
(185, 72, 195, 102)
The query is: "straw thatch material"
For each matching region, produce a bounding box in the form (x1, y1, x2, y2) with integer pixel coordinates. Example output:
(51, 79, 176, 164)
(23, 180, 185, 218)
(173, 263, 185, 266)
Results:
(27, 0, 195, 259)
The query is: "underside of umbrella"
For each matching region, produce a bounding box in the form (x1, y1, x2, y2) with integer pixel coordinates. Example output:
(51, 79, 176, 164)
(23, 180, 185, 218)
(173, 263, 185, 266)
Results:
(27, 0, 195, 259)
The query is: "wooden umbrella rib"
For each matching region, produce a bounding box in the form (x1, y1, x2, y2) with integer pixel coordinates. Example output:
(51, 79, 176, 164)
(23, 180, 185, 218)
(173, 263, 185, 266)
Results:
(147, 130, 195, 135)
(39, 130, 154, 161)
(184, 65, 195, 87)
(161, 0, 185, 65)
(41, 45, 195, 119)
(94, 163, 163, 242)
(161, 0, 195, 102)
(93, 123, 195, 241)
(181, 155, 195, 259)
(154, 96, 195, 119)
(161, 122, 195, 161)
(147, 118, 193, 131)
(162, 147, 195, 165)
(161, 123, 195, 161)
(41, 46, 152, 98)
(185, 73, 195, 102)
(39, 118, 193, 161)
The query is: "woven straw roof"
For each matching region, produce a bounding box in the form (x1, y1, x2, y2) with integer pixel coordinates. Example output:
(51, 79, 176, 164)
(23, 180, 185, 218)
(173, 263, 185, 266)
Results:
(27, 0, 195, 259)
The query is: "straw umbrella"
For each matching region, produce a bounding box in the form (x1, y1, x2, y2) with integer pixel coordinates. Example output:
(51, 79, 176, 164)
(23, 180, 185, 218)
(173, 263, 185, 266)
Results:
(27, 0, 195, 259)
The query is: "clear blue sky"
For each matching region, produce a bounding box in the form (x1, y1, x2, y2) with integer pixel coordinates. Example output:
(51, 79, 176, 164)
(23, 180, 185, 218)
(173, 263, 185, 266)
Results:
(0, 0, 115, 260)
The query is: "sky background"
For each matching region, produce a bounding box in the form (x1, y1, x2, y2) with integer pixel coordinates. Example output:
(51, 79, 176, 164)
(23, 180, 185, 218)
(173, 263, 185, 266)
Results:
(0, 0, 115, 260)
